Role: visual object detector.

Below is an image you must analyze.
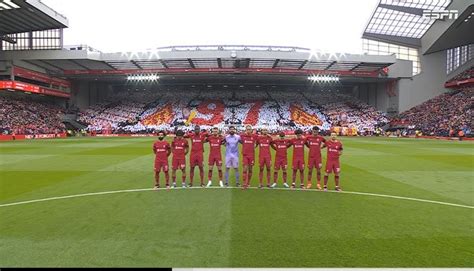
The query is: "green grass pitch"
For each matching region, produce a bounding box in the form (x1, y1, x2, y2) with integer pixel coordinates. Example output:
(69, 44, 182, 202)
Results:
(0, 136, 473, 267)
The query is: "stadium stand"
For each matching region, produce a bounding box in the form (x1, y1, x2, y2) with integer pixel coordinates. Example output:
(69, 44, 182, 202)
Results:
(392, 89, 473, 137)
(0, 95, 66, 135)
(77, 89, 389, 135)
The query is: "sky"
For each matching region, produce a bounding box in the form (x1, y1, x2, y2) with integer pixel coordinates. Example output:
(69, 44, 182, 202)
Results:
(42, 0, 379, 53)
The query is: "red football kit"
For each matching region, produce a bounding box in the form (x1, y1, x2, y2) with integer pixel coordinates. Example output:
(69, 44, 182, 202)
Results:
(171, 138, 188, 170)
(257, 135, 273, 168)
(306, 135, 326, 168)
(325, 140, 343, 173)
(273, 139, 290, 169)
(240, 134, 258, 166)
(291, 137, 306, 170)
(187, 132, 207, 167)
(153, 140, 170, 171)
(207, 135, 224, 166)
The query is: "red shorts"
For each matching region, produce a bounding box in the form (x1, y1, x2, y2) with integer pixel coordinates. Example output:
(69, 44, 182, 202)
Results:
(325, 159, 341, 174)
(293, 159, 305, 170)
(242, 155, 255, 167)
(259, 156, 272, 168)
(208, 156, 223, 166)
(308, 156, 323, 169)
(172, 158, 186, 170)
(154, 160, 169, 172)
(190, 154, 203, 167)
(274, 158, 287, 170)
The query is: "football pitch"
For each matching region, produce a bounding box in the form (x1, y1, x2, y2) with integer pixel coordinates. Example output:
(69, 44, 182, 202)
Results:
(0, 136, 473, 267)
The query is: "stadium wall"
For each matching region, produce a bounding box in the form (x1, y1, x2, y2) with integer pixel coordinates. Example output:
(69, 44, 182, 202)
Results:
(398, 49, 449, 113)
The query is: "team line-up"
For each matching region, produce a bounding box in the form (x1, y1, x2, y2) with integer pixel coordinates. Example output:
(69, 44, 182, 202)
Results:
(153, 125, 343, 191)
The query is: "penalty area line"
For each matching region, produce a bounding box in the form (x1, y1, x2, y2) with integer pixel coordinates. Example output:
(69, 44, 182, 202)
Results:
(0, 186, 472, 210)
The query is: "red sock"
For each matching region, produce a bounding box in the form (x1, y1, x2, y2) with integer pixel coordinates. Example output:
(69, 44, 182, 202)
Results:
(154, 171, 160, 186)
(248, 171, 253, 185)
(190, 169, 194, 184)
(335, 175, 340, 187)
(292, 169, 297, 183)
(199, 167, 204, 184)
(182, 172, 186, 183)
(218, 169, 223, 180)
(283, 171, 287, 183)
(274, 171, 278, 183)
(165, 171, 169, 186)
(266, 170, 271, 185)
(172, 173, 176, 183)
(308, 169, 313, 184)
(259, 169, 264, 185)
(299, 170, 304, 185)
(317, 171, 321, 184)
(324, 175, 328, 186)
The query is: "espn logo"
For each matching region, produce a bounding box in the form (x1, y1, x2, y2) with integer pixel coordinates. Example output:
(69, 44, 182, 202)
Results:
(0, 0, 20, 10)
(422, 10, 459, 20)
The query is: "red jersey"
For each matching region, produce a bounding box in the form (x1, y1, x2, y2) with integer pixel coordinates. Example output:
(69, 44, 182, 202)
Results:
(257, 135, 273, 158)
(207, 135, 224, 157)
(171, 138, 188, 158)
(291, 137, 306, 159)
(187, 132, 207, 155)
(326, 140, 343, 161)
(306, 135, 326, 158)
(273, 139, 290, 159)
(153, 140, 170, 161)
(240, 133, 258, 156)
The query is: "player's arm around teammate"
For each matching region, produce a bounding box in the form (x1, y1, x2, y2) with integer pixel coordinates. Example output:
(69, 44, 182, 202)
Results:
(152, 131, 171, 190)
(240, 125, 257, 190)
(305, 126, 326, 190)
(291, 129, 306, 189)
(206, 127, 225, 187)
(271, 132, 290, 188)
(171, 130, 189, 188)
(256, 128, 273, 188)
(323, 132, 343, 192)
(188, 125, 206, 187)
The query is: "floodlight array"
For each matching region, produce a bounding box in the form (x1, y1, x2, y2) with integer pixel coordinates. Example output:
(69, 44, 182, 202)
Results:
(307, 74, 340, 83)
(127, 74, 160, 82)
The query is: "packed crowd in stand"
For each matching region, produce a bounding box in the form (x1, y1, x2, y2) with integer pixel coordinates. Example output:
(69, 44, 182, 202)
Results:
(77, 89, 389, 135)
(392, 88, 473, 137)
(2, 87, 472, 138)
(0, 95, 66, 135)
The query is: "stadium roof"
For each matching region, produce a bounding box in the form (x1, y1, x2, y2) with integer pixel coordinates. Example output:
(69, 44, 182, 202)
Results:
(0, 0, 68, 35)
(2, 45, 396, 79)
(362, 0, 452, 48)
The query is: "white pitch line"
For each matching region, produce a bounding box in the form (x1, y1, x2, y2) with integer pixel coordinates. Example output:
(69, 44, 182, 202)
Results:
(0, 186, 472, 209)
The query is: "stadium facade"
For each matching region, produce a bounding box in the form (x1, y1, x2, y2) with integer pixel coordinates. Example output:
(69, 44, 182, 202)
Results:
(0, 0, 473, 134)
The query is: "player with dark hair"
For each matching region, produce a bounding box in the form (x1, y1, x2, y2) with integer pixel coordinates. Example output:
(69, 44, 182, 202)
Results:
(305, 126, 326, 190)
(206, 127, 225, 187)
(187, 125, 207, 187)
(171, 129, 189, 188)
(290, 129, 306, 189)
(271, 131, 291, 188)
(324, 132, 343, 192)
(256, 127, 273, 188)
(240, 125, 258, 189)
(152, 131, 171, 189)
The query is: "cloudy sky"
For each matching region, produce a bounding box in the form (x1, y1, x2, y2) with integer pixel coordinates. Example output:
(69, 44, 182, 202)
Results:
(42, 0, 379, 53)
